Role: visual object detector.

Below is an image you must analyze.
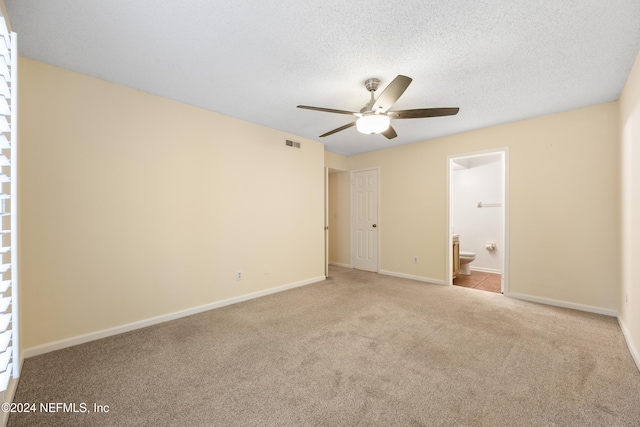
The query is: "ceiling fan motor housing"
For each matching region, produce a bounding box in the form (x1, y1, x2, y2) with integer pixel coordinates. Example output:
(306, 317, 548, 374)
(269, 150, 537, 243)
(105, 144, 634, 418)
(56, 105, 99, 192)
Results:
(364, 78, 381, 93)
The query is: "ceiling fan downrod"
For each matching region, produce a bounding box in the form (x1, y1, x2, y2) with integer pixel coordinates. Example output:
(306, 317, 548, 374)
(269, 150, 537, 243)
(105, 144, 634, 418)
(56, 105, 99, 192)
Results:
(361, 78, 381, 113)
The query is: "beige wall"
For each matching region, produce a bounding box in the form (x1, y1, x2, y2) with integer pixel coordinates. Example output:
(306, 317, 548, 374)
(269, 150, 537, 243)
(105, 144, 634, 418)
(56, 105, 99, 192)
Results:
(19, 58, 325, 350)
(348, 102, 621, 311)
(324, 151, 348, 171)
(619, 48, 640, 365)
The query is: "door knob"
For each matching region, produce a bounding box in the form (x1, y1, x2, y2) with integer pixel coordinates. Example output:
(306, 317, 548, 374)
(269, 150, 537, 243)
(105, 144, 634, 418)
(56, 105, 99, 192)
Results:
(372, 224, 377, 228)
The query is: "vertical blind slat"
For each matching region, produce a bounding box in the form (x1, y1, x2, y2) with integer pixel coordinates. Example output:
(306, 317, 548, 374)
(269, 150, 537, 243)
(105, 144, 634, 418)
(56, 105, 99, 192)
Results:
(0, 331, 10, 353)
(0, 363, 11, 391)
(0, 348, 10, 373)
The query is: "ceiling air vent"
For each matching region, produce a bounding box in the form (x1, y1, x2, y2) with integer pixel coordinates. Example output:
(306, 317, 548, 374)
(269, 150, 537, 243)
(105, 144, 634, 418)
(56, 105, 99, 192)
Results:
(285, 139, 301, 149)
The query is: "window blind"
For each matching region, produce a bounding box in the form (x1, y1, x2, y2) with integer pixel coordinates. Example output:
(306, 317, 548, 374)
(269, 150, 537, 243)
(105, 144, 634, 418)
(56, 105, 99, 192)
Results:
(0, 11, 17, 393)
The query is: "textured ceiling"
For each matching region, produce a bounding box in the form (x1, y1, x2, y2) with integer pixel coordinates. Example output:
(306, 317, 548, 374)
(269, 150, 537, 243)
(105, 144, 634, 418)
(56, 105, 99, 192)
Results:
(6, 1, 640, 156)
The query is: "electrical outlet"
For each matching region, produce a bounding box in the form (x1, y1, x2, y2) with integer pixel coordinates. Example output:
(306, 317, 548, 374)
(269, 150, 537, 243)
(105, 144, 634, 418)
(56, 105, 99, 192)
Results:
(413, 256, 419, 263)
(236, 270, 243, 281)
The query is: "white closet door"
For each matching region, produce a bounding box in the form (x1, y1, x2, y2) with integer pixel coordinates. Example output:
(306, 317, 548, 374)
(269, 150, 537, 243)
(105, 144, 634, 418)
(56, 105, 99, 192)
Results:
(351, 169, 378, 272)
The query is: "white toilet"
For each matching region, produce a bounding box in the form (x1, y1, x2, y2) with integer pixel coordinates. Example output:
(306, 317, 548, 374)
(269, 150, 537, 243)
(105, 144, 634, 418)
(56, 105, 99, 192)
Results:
(459, 251, 476, 275)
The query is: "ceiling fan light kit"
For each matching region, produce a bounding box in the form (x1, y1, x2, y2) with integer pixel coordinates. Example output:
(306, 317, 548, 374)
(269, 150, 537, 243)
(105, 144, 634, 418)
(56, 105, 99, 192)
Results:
(298, 75, 459, 140)
(356, 113, 390, 134)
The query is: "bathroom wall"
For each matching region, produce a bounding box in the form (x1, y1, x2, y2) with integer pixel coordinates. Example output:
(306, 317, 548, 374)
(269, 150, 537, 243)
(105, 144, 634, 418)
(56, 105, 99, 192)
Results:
(451, 154, 503, 273)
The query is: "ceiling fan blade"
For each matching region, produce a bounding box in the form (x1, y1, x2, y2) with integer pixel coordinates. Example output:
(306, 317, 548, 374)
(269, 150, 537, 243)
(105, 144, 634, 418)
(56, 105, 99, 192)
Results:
(382, 126, 397, 139)
(319, 121, 356, 137)
(297, 105, 358, 116)
(372, 75, 412, 113)
(389, 107, 459, 119)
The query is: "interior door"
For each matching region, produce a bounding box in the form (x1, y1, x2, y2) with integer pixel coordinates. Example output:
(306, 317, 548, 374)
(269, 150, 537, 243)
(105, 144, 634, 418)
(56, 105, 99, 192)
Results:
(352, 169, 378, 272)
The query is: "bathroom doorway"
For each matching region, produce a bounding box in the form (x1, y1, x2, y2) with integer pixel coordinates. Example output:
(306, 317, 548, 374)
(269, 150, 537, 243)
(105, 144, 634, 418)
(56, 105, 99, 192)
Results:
(447, 149, 508, 293)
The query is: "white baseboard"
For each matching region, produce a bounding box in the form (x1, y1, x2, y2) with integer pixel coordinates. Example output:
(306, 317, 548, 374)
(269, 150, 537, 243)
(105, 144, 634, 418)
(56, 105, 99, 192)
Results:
(470, 266, 502, 274)
(23, 276, 326, 359)
(505, 292, 617, 317)
(379, 270, 447, 286)
(618, 317, 640, 373)
(329, 262, 352, 268)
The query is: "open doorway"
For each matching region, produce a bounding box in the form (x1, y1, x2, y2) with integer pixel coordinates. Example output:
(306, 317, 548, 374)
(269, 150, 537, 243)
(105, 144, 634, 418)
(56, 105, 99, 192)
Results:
(447, 149, 508, 293)
(327, 169, 351, 274)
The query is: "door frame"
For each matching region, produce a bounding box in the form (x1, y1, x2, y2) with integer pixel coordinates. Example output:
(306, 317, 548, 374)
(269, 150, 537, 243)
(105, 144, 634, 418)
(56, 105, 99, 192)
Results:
(350, 167, 381, 272)
(324, 167, 329, 277)
(446, 148, 509, 292)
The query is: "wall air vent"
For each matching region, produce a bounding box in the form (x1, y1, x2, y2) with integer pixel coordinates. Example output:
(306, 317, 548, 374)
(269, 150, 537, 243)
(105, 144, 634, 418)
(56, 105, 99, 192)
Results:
(285, 139, 301, 149)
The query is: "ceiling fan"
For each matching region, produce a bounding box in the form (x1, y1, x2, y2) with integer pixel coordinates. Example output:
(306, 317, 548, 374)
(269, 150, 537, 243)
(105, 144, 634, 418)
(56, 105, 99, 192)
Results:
(297, 75, 459, 139)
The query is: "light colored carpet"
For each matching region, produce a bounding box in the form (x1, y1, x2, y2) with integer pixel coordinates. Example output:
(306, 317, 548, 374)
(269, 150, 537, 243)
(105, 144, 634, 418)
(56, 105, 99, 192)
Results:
(9, 266, 640, 426)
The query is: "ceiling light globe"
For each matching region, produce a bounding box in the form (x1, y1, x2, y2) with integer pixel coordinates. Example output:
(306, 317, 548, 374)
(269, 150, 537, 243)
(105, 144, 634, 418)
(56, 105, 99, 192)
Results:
(356, 114, 391, 134)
